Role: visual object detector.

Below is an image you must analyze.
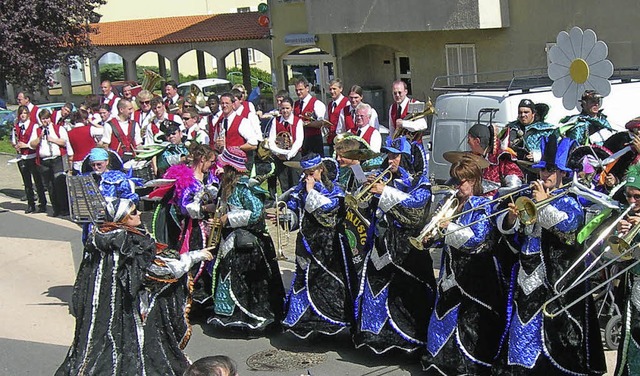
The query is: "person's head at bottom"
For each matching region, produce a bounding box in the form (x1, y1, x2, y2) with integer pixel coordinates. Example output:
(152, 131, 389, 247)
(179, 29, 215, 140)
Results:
(105, 198, 141, 227)
(183, 355, 238, 376)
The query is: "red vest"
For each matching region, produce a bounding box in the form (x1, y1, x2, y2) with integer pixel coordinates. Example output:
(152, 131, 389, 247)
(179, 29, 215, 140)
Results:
(327, 96, 349, 144)
(108, 118, 137, 156)
(208, 113, 223, 148)
(351, 126, 376, 145)
(239, 103, 251, 118)
(28, 105, 39, 125)
(14, 121, 37, 156)
(218, 115, 245, 148)
(295, 96, 321, 137)
(151, 113, 178, 135)
(68, 126, 96, 162)
(275, 116, 301, 144)
(133, 109, 152, 125)
(341, 106, 357, 134)
(36, 124, 67, 156)
(104, 93, 119, 109)
(390, 98, 416, 125)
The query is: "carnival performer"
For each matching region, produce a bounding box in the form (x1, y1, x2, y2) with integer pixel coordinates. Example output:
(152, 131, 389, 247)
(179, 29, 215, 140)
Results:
(422, 155, 505, 375)
(467, 123, 523, 196)
(494, 135, 606, 375)
(560, 90, 613, 146)
(207, 147, 285, 331)
(150, 143, 219, 307)
(281, 153, 356, 338)
(613, 163, 640, 376)
(353, 137, 436, 354)
(56, 198, 213, 376)
(502, 99, 559, 162)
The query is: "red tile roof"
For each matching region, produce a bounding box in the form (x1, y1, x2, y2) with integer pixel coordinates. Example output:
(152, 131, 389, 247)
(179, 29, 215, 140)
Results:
(90, 13, 270, 47)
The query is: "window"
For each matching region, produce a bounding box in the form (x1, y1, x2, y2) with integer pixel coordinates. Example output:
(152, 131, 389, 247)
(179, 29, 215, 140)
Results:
(395, 54, 412, 95)
(445, 44, 477, 86)
(232, 48, 262, 65)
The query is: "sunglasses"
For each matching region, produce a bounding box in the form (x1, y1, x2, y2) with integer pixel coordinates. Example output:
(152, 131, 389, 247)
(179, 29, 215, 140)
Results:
(542, 166, 558, 173)
(130, 209, 140, 216)
(140, 100, 151, 105)
(181, 117, 191, 121)
(624, 192, 640, 201)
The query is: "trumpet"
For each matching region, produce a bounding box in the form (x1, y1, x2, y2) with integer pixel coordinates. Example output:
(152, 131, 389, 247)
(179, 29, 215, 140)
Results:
(409, 190, 459, 250)
(606, 220, 640, 261)
(344, 166, 393, 209)
(207, 200, 225, 248)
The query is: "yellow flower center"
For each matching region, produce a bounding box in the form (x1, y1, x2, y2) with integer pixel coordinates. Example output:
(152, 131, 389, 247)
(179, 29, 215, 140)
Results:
(570, 58, 589, 84)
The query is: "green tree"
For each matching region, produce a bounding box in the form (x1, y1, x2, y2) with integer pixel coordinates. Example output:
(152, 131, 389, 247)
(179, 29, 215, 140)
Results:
(0, 0, 106, 93)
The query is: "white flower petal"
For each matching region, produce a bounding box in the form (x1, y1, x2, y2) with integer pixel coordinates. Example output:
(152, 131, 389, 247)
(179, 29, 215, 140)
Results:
(548, 63, 569, 80)
(589, 59, 614, 79)
(580, 29, 597, 58)
(585, 41, 608, 65)
(552, 75, 573, 98)
(587, 76, 612, 96)
(569, 27, 585, 59)
(556, 31, 574, 59)
(562, 82, 579, 110)
(549, 46, 572, 67)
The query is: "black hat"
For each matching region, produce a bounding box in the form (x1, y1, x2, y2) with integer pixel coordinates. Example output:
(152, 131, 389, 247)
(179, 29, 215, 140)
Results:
(518, 99, 535, 111)
(468, 123, 491, 149)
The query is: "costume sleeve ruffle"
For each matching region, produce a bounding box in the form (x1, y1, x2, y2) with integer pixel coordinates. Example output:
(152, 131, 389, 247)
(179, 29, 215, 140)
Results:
(444, 196, 493, 251)
(537, 195, 583, 233)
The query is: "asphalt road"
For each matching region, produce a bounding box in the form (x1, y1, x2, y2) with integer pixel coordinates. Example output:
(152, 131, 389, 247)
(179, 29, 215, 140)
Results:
(0, 153, 617, 375)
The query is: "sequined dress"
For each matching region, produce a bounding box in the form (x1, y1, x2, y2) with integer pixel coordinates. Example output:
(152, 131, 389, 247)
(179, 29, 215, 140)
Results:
(353, 169, 437, 353)
(282, 180, 356, 338)
(56, 224, 208, 376)
(422, 196, 505, 375)
(207, 177, 285, 330)
(494, 190, 606, 375)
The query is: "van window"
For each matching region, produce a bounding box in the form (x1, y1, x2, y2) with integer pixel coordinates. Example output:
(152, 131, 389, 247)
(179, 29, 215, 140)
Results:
(202, 83, 233, 97)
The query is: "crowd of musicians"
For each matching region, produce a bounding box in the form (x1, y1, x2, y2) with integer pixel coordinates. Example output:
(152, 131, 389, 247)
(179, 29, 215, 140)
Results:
(11, 79, 640, 375)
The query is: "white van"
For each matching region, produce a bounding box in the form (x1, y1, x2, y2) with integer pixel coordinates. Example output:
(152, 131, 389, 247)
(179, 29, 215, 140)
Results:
(428, 74, 640, 182)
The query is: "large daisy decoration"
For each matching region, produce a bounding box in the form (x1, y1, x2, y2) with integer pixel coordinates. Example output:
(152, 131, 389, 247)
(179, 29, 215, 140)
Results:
(548, 27, 614, 110)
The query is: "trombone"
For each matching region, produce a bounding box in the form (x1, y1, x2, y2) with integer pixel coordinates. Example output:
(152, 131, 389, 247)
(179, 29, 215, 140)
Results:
(542, 242, 640, 318)
(345, 166, 394, 209)
(272, 200, 290, 260)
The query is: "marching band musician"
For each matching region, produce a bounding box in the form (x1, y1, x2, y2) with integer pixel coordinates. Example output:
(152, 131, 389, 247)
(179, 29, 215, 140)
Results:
(422, 155, 505, 375)
(494, 135, 606, 375)
(133, 90, 154, 142)
(353, 137, 436, 354)
(294, 78, 327, 157)
(560, 90, 613, 146)
(351, 103, 382, 153)
(614, 163, 640, 375)
(146, 97, 183, 145)
(388, 80, 428, 139)
(207, 147, 285, 332)
(326, 78, 350, 151)
(280, 153, 356, 339)
(336, 85, 380, 136)
(268, 97, 304, 192)
(467, 123, 523, 196)
(148, 144, 219, 308)
(99, 99, 142, 162)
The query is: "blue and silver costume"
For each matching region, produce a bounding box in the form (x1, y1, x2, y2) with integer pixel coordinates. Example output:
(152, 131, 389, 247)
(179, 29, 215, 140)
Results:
(353, 168, 436, 353)
(423, 195, 505, 375)
(282, 159, 355, 338)
(494, 189, 606, 375)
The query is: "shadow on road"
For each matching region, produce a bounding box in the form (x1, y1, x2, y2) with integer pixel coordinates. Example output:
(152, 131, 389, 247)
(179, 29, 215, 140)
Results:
(44, 285, 73, 305)
(0, 188, 24, 200)
(0, 200, 28, 212)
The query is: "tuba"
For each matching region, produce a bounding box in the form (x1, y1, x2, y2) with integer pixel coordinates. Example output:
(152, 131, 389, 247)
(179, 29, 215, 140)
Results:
(187, 84, 206, 109)
(392, 99, 435, 141)
(141, 69, 164, 92)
